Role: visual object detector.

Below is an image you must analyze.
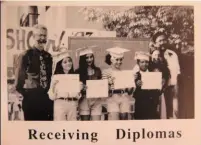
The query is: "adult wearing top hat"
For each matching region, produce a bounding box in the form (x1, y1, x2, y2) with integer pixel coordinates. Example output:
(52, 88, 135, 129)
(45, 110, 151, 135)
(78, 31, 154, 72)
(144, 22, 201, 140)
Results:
(103, 47, 134, 120)
(75, 46, 103, 121)
(48, 50, 81, 121)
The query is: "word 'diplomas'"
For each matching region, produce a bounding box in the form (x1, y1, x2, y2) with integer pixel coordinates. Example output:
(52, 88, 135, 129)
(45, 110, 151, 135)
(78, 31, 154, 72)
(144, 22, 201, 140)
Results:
(116, 128, 182, 142)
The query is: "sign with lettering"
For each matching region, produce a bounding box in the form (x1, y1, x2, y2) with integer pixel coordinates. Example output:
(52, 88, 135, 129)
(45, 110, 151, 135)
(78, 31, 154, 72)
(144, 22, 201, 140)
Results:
(6, 27, 116, 78)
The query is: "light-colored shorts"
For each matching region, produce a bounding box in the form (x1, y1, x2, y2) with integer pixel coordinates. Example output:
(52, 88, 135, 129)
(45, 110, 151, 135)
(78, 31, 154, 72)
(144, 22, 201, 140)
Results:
(106, 93, 135, 113)
(54, 99, 78, 121)
(79, 97, 103, 116)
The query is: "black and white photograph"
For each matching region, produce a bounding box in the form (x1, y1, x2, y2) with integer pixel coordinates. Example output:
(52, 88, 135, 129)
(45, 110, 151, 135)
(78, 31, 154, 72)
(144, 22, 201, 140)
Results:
(6, 5, 194, 121)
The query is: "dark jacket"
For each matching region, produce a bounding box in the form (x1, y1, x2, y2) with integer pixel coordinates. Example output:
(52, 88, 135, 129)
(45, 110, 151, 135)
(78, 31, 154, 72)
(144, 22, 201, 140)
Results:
(15, 47, 53, 95)
(134, 70, 161, 119)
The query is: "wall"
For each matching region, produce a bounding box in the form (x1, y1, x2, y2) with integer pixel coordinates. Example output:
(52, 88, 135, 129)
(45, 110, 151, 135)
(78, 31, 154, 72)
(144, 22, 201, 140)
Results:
(6, 6, 20, 28)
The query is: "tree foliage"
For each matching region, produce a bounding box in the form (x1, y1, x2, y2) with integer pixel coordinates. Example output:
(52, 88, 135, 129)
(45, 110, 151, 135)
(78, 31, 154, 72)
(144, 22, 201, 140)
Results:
(79, 6, 194, 53)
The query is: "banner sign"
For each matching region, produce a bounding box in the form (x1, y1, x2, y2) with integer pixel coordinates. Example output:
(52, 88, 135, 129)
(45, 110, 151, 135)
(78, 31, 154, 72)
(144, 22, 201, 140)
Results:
(7, 27, 116, 78)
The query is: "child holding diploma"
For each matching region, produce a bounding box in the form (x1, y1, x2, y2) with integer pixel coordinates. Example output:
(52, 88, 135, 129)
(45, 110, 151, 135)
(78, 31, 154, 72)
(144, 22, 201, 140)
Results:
(103, 47, 134, 120)
(75, 46, 103, 121)
(134, 51, 162, 120)
(49, 51, 81, 121)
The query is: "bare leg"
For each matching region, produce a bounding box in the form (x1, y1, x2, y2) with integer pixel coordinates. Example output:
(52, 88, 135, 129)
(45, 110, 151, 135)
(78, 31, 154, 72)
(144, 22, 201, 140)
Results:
(14, 111, 20, 120)
(128, 113, 134, 120)
(108, 112, 120, 120)
(91, 115, 101, 121)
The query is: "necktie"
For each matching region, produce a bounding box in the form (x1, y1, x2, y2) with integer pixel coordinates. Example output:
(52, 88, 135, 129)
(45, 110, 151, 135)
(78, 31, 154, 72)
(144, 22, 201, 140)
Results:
(39, 53, 47, 89)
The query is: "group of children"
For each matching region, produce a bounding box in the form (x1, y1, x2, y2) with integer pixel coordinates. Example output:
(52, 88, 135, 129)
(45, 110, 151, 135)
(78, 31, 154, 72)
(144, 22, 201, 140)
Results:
(8, 32, 180, 121)
(48, 33, 178, 121)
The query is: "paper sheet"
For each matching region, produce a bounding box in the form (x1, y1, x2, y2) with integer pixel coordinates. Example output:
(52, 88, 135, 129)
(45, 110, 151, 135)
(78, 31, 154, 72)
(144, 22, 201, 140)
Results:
(86, 79, 108, 98)
(52, 74, 80, 94)
(141, 72, 162, 90)
(112, 70, 135, 89)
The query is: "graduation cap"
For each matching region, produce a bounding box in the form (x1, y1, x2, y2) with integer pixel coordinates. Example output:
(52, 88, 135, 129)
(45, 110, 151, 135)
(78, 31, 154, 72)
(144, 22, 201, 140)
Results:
(106, 47, 130, 59)
(76, 45, 97, 57)
(135, 51, 150, 61)
(55, 51, 72, 62)
(52, 50, 72, 74)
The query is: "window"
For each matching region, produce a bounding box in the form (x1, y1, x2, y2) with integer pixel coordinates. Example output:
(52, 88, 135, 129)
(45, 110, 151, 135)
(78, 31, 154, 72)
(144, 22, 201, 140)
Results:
(19, 6, 39, 27)
(20, 13, 40, 27)
(46, 6, 50, 11)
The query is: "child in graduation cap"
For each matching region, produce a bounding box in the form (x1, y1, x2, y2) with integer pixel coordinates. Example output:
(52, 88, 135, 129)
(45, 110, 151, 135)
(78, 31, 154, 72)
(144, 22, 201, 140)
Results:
(103, 47, 134, 120)
(133, 51, 162, 120)
(48, 50, 81, 121)
(75, 46, 103, 121)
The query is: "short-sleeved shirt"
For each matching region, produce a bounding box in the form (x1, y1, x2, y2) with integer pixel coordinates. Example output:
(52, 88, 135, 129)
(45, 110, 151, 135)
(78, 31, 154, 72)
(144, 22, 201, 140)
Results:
(102, 68, 114, 90)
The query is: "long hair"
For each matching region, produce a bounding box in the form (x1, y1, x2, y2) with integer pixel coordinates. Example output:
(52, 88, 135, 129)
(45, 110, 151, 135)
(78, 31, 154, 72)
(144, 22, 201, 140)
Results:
(54, 57, 74, 75)
(105, 53, 112, 65)
(77, 54, 97, 83)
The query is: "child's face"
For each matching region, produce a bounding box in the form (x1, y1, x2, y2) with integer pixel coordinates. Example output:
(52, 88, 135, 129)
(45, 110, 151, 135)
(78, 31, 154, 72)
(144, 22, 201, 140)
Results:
(138, 59, 149, 71)
(86, 54, 94, 66)
(7, 84, 14, 93)
(111, 57, 123, 69)
(62, 57, 73, 71)
(151, 50, 161, 63)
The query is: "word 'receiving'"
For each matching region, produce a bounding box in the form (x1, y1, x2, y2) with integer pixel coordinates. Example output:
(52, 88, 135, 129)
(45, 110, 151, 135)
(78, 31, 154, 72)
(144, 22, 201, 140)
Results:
(28, 129, 98, 143)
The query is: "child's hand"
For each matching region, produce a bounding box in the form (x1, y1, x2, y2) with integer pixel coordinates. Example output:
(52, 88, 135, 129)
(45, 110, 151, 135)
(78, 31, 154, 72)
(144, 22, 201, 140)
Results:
(84, 85, 88, 90)
(108, 77, 115, 85)
(76, 93, 82, 100)
(80, 82, 87, 91)
(136, 80, 143, 87)
(127, 87, 135, 93)
(134, 73, 139, 80)
(52, 80, 59, 93)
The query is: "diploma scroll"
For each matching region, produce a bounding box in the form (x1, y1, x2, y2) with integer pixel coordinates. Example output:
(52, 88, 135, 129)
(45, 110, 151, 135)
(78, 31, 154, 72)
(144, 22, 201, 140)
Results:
(141, 72, 162, 90)
(112, 70, 135, 89)
(86, 79, 108, 98)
